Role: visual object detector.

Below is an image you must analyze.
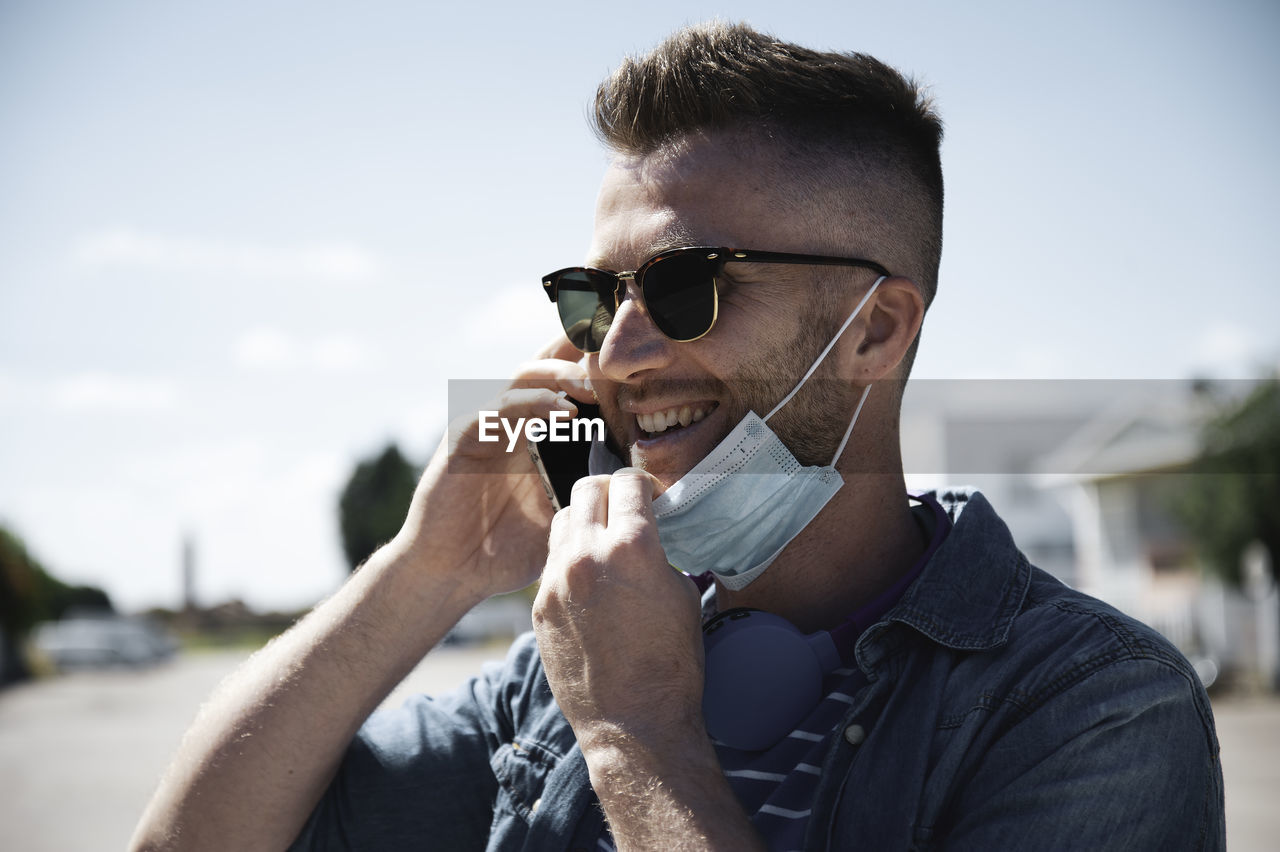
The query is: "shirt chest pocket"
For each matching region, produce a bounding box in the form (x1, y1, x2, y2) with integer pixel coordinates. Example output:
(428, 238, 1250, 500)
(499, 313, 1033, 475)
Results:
(489, 739, 561, 824)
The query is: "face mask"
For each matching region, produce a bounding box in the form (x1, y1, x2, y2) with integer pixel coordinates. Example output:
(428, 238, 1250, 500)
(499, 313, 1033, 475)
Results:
(591, 277, 884, 590)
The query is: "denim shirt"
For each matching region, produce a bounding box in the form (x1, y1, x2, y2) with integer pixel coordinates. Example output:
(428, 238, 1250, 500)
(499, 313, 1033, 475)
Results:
(291, 491, 1225, 850)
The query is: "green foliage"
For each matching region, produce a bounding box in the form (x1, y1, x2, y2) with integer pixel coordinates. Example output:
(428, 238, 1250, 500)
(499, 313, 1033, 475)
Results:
(1, 524, 114, 682)
(338, 444, 420, 572)
(1173, 379, 1280, 585)
(0, 525, 115, 634)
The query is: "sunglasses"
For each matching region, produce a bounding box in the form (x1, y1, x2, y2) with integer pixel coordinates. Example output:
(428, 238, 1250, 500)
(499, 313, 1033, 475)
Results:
(542, 246, 890, 353)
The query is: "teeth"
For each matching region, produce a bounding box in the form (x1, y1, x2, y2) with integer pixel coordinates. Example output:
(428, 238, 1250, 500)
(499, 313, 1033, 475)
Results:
(638, 405, 709, 435)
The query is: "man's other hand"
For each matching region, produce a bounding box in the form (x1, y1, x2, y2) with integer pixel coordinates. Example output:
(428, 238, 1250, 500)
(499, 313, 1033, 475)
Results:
(533, 468, 705, 748)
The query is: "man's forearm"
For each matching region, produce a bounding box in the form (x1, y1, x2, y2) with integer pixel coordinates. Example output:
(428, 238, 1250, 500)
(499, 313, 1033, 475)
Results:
(130, 540, 484, 852)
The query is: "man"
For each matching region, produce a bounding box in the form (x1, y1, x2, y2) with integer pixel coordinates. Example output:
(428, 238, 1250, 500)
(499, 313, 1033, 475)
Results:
(133, 22, 1225, 851)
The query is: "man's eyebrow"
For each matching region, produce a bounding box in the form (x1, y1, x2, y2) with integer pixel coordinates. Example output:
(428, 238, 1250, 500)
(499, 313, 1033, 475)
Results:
(589, 226, 704, 269)
(649, 223, 699, 255)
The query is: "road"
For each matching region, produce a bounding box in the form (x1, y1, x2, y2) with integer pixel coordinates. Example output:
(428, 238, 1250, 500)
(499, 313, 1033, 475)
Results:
(0, 645, 504, 852)
(1, 648, 1276, 850)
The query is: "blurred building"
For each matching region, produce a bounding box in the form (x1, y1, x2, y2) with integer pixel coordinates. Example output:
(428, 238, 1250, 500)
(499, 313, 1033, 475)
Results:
(903, 379, 1279, 691)
(1038, 387, 1278, 690)
(902, 380, 1102, 585)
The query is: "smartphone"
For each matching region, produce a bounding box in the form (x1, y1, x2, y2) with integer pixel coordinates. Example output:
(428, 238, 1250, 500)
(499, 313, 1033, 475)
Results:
(526, 402, 599, 510)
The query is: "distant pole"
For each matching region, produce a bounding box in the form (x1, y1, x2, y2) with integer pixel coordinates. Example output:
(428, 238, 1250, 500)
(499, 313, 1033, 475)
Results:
(1243, 542, 1278, 690)
(182, 533, 197, 613)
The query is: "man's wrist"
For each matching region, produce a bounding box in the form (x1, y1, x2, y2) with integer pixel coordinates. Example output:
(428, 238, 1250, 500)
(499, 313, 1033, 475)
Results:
(581, 730, 765, 852)
(353, 539, 490, 648)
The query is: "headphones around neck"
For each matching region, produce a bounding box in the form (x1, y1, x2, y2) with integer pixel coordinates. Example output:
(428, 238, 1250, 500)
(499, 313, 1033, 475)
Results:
(701, 608, 848, 751)
(698, 494, 947, 752)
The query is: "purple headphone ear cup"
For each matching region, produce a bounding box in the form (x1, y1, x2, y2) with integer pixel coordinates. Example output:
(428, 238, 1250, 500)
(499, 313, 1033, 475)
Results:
(702, 610, 829, 751)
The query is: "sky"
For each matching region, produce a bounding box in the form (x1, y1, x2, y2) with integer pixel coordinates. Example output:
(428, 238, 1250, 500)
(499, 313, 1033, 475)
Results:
(1, 0, 1277, 613)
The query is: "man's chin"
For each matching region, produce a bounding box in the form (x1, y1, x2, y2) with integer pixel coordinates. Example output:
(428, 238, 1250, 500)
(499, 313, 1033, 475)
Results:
(627, 457, 683, 494)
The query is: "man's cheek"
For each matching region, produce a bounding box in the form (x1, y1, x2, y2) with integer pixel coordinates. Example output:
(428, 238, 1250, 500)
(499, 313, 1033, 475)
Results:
(604, 416, 635, 465)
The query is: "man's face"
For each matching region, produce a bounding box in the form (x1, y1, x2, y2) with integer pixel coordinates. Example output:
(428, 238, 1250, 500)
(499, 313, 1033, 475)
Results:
(583, 137, 868, 488)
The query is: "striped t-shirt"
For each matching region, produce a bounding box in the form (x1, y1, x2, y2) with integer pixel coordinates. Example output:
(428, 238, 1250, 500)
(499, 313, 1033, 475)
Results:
(592, 661, 869, 852)
(710, 661, 871, 850)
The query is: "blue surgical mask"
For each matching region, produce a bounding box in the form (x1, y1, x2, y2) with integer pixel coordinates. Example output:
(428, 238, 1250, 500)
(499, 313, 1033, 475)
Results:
(591, 278, 884, 589)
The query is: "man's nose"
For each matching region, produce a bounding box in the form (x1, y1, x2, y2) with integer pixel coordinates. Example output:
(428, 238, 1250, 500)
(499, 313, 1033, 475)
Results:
(597, 277, 676, 381)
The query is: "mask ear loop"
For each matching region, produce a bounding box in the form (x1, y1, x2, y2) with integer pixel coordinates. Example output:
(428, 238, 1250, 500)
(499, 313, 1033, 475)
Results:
(828, 384, 872, 466)
(762, 276, 886, 433)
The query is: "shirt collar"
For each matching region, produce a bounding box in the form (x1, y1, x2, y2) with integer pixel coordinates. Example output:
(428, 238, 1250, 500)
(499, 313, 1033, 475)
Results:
(859, 489, 1031, 663)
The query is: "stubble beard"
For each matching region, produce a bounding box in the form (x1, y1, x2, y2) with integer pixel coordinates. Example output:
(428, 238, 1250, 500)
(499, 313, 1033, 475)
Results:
(731, 300, 860, 468)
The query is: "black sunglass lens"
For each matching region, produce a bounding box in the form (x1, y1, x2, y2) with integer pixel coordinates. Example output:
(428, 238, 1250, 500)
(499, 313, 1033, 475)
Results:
(643, 253, 717, 341)
(555, 270, 615, 352)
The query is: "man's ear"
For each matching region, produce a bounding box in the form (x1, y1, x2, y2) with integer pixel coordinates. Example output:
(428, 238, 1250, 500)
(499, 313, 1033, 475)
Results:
(847, 276, 925, 381)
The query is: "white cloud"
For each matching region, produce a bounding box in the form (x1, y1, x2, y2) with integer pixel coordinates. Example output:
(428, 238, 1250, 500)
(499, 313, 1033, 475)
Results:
(395, 400, 449, 455)
(233, 327, 377, 373)
(915, 341, 1077, 380)
(50, 372, 177, 412)
(459, 282, 565, 374)
(1190, 322, 1265, 377)
(234, 327, 302, 369)
(0, 370, 15, 408)
(74, 227, 383, 283)
(310, 335, 374, 373)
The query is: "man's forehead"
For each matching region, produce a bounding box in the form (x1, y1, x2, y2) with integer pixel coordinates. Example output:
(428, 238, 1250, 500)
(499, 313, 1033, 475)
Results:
(588, 141, 788, 267)
(586, 212, 700, 269)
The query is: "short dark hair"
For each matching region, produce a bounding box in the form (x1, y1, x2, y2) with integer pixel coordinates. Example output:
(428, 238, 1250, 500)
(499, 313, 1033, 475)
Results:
(592, 21, 944, 373)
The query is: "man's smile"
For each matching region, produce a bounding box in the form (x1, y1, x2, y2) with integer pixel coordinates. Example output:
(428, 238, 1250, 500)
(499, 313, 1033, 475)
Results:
(612, 396, 727, 480)
(632, 401, 717, 437)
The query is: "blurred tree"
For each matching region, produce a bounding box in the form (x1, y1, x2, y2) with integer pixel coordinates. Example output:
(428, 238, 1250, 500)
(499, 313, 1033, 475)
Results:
(1173, 378, 1280, 587)
(338, 444, 420, 572)
(1, 525, 114, 683)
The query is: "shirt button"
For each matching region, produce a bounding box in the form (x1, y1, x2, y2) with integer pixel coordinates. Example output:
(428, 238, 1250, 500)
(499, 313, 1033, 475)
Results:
(844, 723, 866, 746)
(531, 797, 542, 813)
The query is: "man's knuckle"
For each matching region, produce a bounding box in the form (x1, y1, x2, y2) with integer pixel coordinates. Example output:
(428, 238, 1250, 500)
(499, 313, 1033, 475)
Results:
(570, 474, 608, 498)
(608, 525, 650, 551)
(510, 361, 542, 380)
(494, 387, 530, 411)
(561, 549, 603, 583)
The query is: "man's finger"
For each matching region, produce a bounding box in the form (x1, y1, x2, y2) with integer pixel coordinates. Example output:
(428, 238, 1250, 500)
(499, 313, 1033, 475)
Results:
(548, 504, 572, 549)
(450, 387, 579, 448)
(534, 333, 585, 363)
(569, 474, 610, 528)
(606, 467, 659, 529)
(511, 358, 593, 404)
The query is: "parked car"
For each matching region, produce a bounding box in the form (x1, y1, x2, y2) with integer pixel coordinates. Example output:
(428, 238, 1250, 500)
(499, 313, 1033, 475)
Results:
(442, 597, 533, 646)
(32, 613, 178, 670)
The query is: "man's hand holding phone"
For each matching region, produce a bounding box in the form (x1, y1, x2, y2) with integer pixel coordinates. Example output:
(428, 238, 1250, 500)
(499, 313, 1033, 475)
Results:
(391, 335, 594, 606)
